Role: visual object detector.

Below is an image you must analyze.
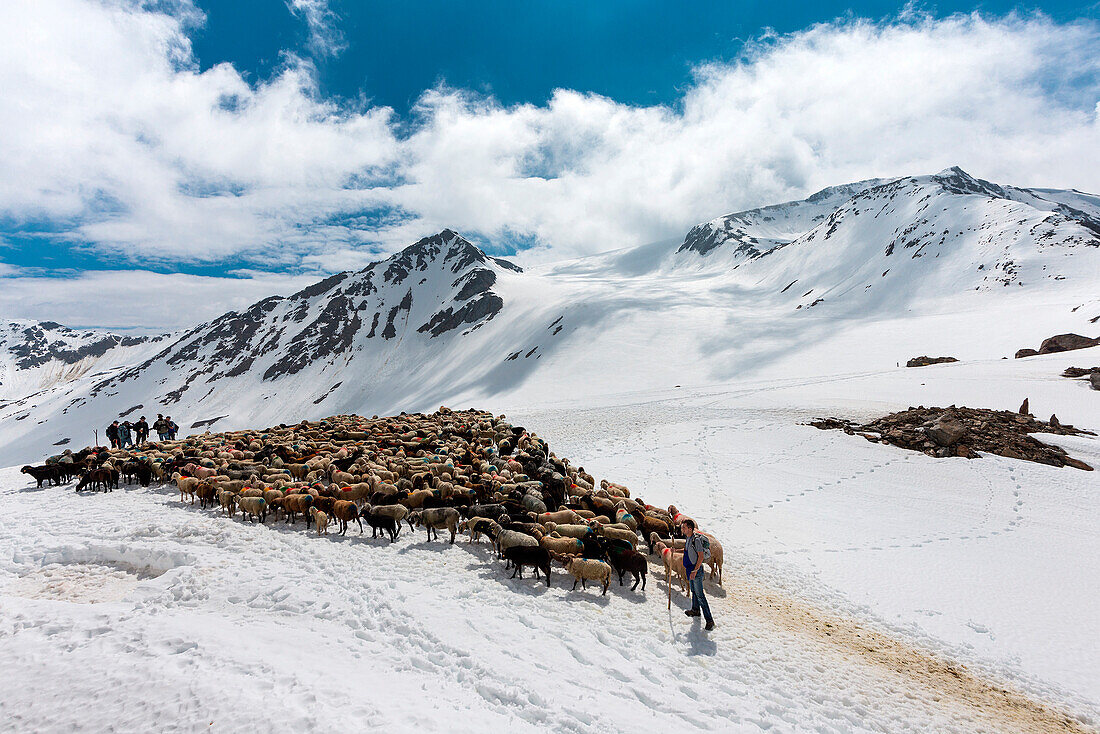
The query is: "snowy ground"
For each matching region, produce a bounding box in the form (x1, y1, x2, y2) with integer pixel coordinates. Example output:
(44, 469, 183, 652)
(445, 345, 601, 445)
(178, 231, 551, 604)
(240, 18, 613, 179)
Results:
(2, 351, 1099, 732)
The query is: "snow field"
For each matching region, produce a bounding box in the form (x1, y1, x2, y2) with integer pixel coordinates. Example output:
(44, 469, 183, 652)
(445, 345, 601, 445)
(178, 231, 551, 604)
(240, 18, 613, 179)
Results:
(2, 349, 1099, 732)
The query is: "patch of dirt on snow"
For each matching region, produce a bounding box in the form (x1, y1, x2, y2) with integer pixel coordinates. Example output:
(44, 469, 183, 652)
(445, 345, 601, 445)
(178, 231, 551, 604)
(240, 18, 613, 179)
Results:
(722, 573, 1098, 734)
(5, 562, 165, 604)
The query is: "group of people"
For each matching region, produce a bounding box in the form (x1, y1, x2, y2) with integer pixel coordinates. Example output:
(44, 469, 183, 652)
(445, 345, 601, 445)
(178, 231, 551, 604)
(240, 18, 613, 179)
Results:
(105, 414, 178, 449)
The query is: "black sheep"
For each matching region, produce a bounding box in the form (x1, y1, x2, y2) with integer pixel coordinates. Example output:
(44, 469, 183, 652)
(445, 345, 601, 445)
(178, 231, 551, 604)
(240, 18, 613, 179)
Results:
(20, 465, 61, 488)
(365, 511, 398, 542)
(503, 546, 552, 586)
(602, 542, 648, 591)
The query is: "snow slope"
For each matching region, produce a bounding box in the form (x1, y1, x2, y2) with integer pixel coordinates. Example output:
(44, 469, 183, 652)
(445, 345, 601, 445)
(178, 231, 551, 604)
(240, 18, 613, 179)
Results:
(2, 352, 1099, 732)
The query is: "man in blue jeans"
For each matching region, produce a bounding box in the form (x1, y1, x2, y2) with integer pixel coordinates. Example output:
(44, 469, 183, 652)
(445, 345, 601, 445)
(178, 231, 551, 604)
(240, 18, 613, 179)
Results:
(681, 518, 715, 631)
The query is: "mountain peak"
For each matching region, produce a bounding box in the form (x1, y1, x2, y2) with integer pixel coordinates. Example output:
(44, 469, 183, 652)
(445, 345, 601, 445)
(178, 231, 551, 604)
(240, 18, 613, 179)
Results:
(930, 166, 1007, 198)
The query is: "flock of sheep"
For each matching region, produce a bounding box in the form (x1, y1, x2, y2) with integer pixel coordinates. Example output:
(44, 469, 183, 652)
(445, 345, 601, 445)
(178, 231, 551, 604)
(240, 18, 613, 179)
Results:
(29, 408, 724, 597)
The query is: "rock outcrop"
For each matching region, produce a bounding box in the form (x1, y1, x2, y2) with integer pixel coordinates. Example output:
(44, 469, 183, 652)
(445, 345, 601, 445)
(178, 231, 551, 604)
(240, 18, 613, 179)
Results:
(906, 356, 959, 368)
(810, 406, 1095, 469)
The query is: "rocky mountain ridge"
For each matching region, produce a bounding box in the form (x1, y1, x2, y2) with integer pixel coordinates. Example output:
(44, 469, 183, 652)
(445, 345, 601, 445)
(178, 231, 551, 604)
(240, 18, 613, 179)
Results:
(2, 167, 1098, 464)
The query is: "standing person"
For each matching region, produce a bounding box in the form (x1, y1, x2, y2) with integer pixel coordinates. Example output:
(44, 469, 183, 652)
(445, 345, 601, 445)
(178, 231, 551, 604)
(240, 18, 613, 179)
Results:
(118, 421, 133, 448)
(166, 416, 178, 440)
(105, 421, 120, 449)
(681, 518, 715, 631)
(153, 414, 167, 441)
(135, 416, 149, 444)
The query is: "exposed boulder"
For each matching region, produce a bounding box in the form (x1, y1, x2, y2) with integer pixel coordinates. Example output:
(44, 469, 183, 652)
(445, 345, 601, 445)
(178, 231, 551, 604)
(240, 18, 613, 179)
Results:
(1015, 349, 1039, 359)
(926, 414, 966, 446)
(906, 356, 958, 367)
(1092, 373, 1100, 391)
(1039, 333, 1100, 354)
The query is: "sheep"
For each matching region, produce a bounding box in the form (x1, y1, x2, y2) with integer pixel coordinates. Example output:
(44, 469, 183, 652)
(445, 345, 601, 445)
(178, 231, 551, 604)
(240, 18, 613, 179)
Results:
(401, 488, 434, 509)
(21, 464, 61, 488)
(592, 522, 639, 547)
(700, 532, 724, 586)
(239, 487, 265, 498)
(502, 546, 552, 586)
(614, 505, 638, 531)
(602, 543, 648, 591)
(561, 555, 612, 595)
(331, 500, 363, 535)
(216, 489, 237, 517)
(520, 493, 547, 515)
(496, 529, 538, 560)
(195, 481, 217, 510)
(236, 496, 267, 524)
(648, 532, 684, 555)
(363, 507, 399, 542)
(336, 481, 373, 504)
(173, 472, 201, 504)
(533, 528, 584, 557)
(329, 468, 356, 486)
(464, 503, 508, 523)
(544, 523, 593, 539)
(637, 513, 674, 541)
(459, 517, 500, 544)
(309, 507, 329, 536)
(407, 507, 461, 544)
(534, 509, 583, 525)
(656, 541, 689, 594)
(282, 493, 313, 524)
(367, 502, 408, 532)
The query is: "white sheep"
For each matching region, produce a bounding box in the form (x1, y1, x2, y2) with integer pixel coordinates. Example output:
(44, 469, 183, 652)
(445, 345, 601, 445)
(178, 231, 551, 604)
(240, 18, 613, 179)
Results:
(496, 529, 538, 559)
(562, 555, 612, 595)
(310, 507, 329, 536)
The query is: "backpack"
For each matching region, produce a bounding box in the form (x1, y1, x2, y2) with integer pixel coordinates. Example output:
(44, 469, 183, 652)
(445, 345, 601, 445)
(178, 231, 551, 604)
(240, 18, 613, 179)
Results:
(688, 533, 711, 567)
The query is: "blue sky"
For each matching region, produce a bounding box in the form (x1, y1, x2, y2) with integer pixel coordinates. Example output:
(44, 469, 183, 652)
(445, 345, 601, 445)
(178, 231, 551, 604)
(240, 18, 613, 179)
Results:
(192, 0, 1098, 112)
(0, 0, 1098, 329)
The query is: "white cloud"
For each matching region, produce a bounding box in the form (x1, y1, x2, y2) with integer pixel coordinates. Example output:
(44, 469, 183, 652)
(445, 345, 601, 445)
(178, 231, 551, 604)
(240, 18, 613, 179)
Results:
(0, 270, 321, 332)
(0, 1, 1097, 275)
(286, 0, 346, 58)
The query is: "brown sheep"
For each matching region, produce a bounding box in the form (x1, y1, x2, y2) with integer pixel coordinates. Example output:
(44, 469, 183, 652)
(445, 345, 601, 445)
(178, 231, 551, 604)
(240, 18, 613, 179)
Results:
(331, 500, 362, 535)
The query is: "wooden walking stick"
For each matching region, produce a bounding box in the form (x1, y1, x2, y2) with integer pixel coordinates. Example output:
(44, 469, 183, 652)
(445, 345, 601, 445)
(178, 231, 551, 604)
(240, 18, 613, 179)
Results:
(667, 566, 672, 610)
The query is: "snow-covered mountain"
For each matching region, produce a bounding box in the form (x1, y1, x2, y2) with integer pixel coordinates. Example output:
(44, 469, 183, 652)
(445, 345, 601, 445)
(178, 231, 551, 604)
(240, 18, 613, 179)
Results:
(2, 167, 1098, 464)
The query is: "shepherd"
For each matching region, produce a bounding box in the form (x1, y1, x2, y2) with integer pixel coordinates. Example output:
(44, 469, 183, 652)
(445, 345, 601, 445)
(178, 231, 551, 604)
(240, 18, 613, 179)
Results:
(681, 518, 715, 631)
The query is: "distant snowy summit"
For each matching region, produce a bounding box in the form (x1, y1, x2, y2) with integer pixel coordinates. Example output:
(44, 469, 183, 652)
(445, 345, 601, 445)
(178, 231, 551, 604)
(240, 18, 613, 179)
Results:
(1, 167, 1098, 464)
(676, 167, 1099, 299)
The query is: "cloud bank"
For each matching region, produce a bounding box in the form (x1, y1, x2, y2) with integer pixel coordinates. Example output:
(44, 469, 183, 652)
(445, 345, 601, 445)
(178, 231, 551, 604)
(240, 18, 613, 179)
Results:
(0, 0, 1098, 278)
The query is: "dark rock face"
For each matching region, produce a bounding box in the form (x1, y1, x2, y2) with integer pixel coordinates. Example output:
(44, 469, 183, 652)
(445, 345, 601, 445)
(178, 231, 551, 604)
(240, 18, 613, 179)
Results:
(1038, 333, 1100, 354)
(1092, 373, 1100, 391)
(1015, 348, 1040, 359)
(454, 269, 496, 301)
(263, 295, 363, 380)
(5, 323, 155, 370)
(906, 356, 958, 367)
(811, 405, 1095, 469)
(418, 294, 504, 338)
(678, 217, 764, 258)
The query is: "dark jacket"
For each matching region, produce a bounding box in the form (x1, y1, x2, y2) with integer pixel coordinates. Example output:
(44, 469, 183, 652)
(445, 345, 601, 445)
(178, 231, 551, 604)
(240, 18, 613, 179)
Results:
(105, 424, 119, 440)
